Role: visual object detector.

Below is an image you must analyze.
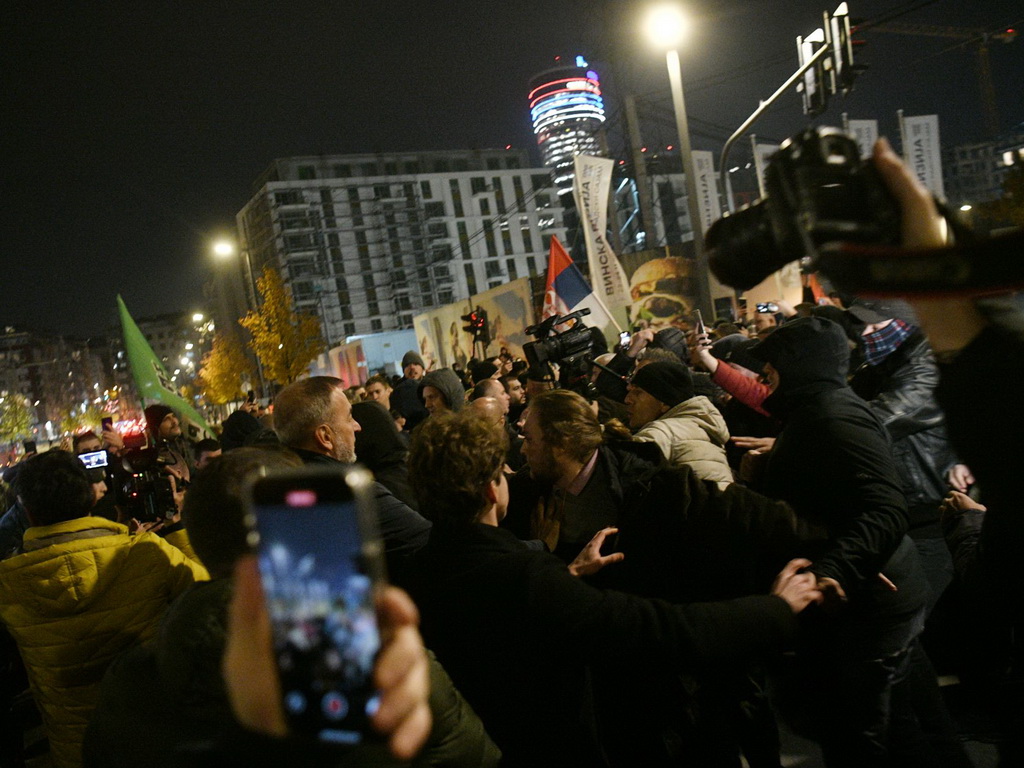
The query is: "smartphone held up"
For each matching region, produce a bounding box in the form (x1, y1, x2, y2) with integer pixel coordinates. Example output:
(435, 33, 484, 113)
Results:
(245, 465, 386, 746)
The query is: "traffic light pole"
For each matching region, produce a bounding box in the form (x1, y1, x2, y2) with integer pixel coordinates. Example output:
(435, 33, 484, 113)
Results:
(718, 42, 831, 213)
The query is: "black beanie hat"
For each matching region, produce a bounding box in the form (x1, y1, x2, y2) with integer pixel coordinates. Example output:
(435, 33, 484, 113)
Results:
(649, 327, 688, 362)
(402, 351, 425, 369)
(631, 362, 695, 407)
(144, 404, 174, 440)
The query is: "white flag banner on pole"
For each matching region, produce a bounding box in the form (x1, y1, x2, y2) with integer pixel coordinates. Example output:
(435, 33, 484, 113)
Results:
(847, 119, 878, 159)
(752, 143, 779, 198)
(900, 114, 945, 197)
(691, 151, 722, 231)
(572, 155, 631, 310)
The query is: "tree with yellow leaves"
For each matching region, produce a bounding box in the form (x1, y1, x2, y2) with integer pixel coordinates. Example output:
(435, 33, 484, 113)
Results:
(197, 329, 256, 405)
(240, 266, 325, 385)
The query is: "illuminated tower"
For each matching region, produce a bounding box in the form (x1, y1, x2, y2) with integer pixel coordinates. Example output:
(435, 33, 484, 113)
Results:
(529, 55, 607, 197)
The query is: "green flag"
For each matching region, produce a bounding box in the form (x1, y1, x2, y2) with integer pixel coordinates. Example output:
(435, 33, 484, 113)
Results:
(117, 295, 212, 439)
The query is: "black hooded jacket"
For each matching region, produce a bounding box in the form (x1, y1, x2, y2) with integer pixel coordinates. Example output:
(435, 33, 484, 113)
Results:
(352, 401, 418, 511)
(753, 317, 928, 617)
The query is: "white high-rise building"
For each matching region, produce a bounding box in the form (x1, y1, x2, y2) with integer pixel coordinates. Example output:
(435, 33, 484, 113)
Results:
(231, 149, 568, 346)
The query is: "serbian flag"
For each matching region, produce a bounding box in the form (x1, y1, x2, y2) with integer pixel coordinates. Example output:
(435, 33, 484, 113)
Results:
(542, 236, 614, 330)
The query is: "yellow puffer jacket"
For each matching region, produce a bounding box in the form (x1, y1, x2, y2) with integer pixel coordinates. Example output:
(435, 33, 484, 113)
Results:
(0, 516, 207, 768)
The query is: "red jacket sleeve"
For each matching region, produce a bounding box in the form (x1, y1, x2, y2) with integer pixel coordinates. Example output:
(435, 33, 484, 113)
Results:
(712, 362, 771, 417)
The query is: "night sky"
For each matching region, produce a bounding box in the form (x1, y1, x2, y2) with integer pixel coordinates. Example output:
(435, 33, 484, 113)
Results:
(4, 0, 1021, 337)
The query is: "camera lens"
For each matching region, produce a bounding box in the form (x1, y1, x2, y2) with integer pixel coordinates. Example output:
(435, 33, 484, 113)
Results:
(706, 201, 782, 291)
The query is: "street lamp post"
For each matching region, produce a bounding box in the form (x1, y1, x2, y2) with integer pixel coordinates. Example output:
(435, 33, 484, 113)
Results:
(645, 4, 713, 320)
(213, 239, 267, 399)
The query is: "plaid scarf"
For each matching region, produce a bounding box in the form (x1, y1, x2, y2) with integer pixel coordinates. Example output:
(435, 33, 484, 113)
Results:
(862, 318, 916, 366)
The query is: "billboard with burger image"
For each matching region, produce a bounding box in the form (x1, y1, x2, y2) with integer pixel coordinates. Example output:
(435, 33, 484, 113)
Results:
(620, 246, 697, 334)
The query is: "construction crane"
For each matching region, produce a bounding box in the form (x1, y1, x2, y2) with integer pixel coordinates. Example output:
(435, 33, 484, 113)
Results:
(863, 22, 1018, 137)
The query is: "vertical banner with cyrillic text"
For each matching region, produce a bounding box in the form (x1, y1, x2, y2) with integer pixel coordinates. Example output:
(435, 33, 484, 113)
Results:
(847, 119, 879, 159)
(753, 143, 780, 198)
(900, 113, 945, 198)
(691, 150, 722, 231)
(573, 155, 631, 311)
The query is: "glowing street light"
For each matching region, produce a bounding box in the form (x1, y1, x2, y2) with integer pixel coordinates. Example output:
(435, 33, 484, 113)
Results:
(192, 312, 204, 323)
(644, 3, 690, 48)
(213, 240, 235, 258)
(643, 3, 712, 319)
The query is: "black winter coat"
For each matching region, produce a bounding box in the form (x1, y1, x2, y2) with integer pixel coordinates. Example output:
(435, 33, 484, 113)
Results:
(505, 441, 812, 602)
(761, 378, 928, 619)
(409, 522, 799, 768)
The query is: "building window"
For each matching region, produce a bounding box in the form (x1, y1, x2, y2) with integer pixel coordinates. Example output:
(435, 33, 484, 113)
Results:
(485, 260, 502, 278)
(486, 158, 502, 170)
(334, 164, 351, 177)
(502, 229, 513, 255)
(492, 178, 506, 214)
(464, 263, 478, 295)
(344, 322, 356, 336)
(479, 198, 490, 216)
(405, 161, 421, 174)
(384, 162, 398, 175)
(527, 257, 538, 275)
(428, 222, 447, 237)
(374, 184, 390, 199)
(457, 222, 471, 259)
(483, 221, 498, 258)
(512, 177, 526, 211)
(424, 201, 445, 218)
(297, 165, 316, 180)
(470, 177, 487, 194)
(453, 158, 469, 172)
(520, 217, 534, 251)
(362, 163, 377, 176)
(506, 156, 521, 169)
(531, 173, 551, 191)
(275, 190, 303, 206)
(449, 180, 464, 217)
(368, 301, 380, 316)
(420, 180, 432, 199)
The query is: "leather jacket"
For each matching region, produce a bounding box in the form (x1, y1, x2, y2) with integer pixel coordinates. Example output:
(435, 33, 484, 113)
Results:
(850, 330, 958, 523)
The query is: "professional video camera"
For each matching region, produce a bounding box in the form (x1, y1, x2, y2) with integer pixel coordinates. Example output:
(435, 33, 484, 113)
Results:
(706, 126, 904, 291)
(523, 309, 595, 396)
(118, 447, 179, 523)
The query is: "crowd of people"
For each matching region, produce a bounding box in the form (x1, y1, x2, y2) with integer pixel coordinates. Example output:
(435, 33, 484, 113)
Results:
(0, 142, 1020, 768)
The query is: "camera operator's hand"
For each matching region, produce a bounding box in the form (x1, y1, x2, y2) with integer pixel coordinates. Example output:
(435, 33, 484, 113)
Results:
(873, 137, 986, 358)
(626, 328, 656, 359)
(224, 556, 432, 759)
(690, 332, 718, 373)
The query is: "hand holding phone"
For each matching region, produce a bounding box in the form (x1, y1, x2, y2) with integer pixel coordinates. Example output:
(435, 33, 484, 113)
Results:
(246, 466, 391, 746)
(224, 558, 432, 756)
(694, 310, 706, 338)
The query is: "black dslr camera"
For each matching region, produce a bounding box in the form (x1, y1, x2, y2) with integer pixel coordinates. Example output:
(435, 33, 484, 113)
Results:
(523, 309, 595, 396)
(706, 126, 902, 291)
(119, 448, 179, 523)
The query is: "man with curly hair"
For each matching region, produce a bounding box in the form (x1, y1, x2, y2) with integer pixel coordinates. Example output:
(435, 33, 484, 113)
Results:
(405, 410, 820, 767)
